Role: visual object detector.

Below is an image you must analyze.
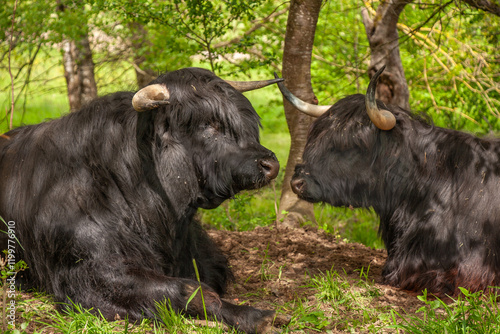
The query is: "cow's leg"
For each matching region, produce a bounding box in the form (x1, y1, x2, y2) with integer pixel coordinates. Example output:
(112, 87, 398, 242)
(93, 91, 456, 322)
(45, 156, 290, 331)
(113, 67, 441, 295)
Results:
(54, 264, 277, 334)
(382, 249, 458, 296)
(175, 220, 233, 295)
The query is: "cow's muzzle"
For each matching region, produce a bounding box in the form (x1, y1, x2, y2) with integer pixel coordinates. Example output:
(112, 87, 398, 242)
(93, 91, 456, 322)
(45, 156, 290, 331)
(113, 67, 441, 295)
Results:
(291, 177, 306, 195)
(259, 158, 280, 181)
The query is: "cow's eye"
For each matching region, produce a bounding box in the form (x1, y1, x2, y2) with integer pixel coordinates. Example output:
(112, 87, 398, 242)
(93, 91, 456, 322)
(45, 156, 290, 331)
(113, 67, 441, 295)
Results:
(206, 121, 220, 133)
(211, 121, 220, 132)
(201, 121, 221, 137)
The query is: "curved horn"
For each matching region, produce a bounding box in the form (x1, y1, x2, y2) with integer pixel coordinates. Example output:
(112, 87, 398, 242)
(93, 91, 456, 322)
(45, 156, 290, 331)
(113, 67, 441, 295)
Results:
(132, 84, 170, 112)
(225, 78, 284, 93)
(365, 66, 396, 130)
(273, 73, 331, 118)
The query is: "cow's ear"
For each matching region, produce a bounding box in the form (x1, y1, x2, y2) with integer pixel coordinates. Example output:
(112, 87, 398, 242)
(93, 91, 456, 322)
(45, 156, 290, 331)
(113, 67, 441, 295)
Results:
(132, 84, 170, 112)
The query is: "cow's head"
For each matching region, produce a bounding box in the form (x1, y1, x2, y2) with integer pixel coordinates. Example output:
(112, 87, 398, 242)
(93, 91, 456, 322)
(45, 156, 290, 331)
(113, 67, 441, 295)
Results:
(132, 67, 280, 209)
(276, 67, 404, 208)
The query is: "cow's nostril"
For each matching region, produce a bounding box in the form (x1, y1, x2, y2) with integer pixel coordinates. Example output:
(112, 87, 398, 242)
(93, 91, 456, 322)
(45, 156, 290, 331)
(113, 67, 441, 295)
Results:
(291, 178, 305, 194)
(259, 159, 280, 180)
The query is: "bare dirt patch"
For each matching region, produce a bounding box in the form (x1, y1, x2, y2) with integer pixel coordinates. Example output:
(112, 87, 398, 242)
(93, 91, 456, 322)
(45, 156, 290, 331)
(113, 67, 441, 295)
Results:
(209, 225, 426, 331)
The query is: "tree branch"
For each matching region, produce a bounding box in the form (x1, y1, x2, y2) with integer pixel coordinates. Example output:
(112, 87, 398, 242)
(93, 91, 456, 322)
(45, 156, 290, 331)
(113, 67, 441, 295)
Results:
(0, 32, 19, 65)
(17, 42, 43, 125)
(213, 7, 289, 49)
(8, 0, 19, 130)
(461, 0, 500, 16)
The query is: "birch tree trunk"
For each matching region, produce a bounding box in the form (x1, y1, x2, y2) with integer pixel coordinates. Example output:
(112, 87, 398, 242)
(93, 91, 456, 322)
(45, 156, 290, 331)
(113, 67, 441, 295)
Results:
(62, 33, 97, 112)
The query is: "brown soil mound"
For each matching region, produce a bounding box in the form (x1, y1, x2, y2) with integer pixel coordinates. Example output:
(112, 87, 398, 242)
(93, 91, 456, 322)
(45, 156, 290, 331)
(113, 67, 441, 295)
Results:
(209, 225, 425, 329)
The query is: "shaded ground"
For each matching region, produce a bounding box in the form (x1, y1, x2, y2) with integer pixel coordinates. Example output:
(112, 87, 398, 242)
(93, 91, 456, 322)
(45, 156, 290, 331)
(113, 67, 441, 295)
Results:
(209, 225, 426, 332)
(11, 226, 429, 333)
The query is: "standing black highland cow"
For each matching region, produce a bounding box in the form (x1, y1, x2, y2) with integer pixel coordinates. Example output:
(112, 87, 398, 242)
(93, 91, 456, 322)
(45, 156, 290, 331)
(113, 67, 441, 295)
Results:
(276, 67, 500, 297)
(0, 67, 283, 333)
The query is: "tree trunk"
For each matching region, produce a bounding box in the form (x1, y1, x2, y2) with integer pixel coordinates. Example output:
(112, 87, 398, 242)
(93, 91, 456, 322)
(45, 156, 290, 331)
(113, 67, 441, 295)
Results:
(62, 33, 97, 112)
(361, 0, 411, 110)
(77, 36, 97, 106)
(278, 0, 323, 227)
(461, 0, 500, 16)
(134, 63, 157, 89)
(62, 40, 81, 112)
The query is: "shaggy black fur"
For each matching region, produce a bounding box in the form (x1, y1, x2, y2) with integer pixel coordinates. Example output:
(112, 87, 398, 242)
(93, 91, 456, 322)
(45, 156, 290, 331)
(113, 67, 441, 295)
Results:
(0, 67, 280, 333)
(292, 93, 500, 296)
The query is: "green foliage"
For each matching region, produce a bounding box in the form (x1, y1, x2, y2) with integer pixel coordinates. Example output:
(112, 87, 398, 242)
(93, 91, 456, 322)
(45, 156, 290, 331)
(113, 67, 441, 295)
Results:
(0, 254, 27, 282)
(315, 206, 383, 249)
(198, 189, 279, 231)
(312, 1, 369, 99)
(2, 0, 499, 134)
(1, 322, 29, 334)
(0, 47, 137, 132)
(399, 4, 500, 134)
(89, 0, 268, 73)
(88, 0, 196, 73)
(312, 1, 500, 134)
(391, 288, 500, 333)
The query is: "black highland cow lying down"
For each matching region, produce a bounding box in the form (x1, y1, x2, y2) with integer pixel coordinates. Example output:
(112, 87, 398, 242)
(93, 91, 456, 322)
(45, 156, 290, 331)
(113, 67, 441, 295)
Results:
(0, 68, 283, 333)
(276, 67, 500, 296)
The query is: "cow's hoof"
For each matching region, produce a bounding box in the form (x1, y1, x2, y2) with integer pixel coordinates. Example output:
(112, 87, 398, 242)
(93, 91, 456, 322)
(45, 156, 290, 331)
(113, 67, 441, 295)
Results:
(272, 313, 292, 327)
(255, 312, 291, 333)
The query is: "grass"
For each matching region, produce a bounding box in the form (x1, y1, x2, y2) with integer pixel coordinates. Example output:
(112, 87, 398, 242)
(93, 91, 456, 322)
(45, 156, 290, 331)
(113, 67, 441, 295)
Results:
(41, 302, 139, 334)
(258, 242, 285, 282)
(314, 206, 383, 249)
(7, 273, 500, 333)
(296, 267, 390, 332)
(390, 288, 500, 334)
(283, 271, 500, 333)
(15, 292, 227, 334)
